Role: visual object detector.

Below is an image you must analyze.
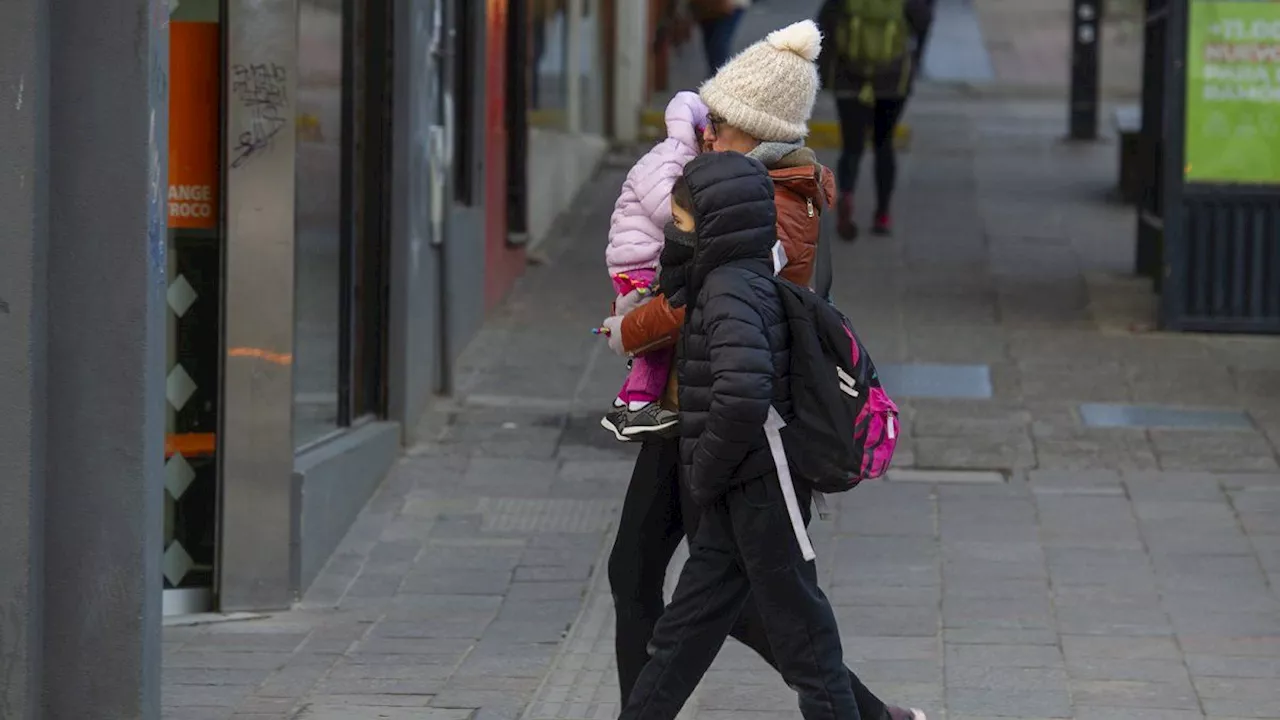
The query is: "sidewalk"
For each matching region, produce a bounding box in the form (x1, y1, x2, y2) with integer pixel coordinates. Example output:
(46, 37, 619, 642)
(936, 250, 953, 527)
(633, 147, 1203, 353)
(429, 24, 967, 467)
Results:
(163, 92, 1280, 720)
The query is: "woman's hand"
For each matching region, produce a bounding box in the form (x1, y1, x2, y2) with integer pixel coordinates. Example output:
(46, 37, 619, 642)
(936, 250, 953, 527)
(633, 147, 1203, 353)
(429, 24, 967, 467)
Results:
(601, 316, 626, 356)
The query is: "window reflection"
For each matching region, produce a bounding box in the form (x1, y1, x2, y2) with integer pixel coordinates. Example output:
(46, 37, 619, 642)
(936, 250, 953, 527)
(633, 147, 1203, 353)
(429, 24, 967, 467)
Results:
(294, 0, 344, 446)
(530, 0, 569, 129)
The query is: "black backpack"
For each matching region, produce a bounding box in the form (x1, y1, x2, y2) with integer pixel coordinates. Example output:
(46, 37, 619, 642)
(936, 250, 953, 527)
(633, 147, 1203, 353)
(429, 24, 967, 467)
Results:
(771, 278, 900, 493)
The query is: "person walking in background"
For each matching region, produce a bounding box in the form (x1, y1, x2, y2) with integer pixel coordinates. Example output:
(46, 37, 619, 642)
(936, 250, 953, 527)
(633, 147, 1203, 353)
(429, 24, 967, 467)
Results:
(601, 20, 926, 720)
(689, 0, 752, 73)
(818, 0, 933, 239)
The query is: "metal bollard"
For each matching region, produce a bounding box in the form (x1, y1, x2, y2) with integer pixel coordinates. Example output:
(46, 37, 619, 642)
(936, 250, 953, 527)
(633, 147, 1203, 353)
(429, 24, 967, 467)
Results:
(1070, 0, 1102, 140)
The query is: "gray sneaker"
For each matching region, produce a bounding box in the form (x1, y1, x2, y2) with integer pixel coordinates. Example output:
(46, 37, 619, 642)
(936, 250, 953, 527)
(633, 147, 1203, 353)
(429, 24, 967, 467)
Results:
(621, 403, 679, 438)
(600, 406, 631, 442)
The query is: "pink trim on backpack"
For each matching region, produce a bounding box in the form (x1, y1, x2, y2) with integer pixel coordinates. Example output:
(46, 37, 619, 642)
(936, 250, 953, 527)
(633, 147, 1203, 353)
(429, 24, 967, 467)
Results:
(843, 326, 899, 480)
(860, 387, 899, 480)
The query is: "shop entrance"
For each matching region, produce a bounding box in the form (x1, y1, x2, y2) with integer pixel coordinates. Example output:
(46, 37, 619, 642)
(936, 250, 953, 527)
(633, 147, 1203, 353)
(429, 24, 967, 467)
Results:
(163, 0, 224, 615)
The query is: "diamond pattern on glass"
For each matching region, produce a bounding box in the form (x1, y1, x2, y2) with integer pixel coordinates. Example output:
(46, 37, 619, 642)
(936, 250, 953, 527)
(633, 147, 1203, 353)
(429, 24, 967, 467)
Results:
(164, 491, 175, 547)
(166, 364, 198, 411)
(165, 452, 197, 500)
(163, 540, 195, 587)
(167, 275, 198, 318)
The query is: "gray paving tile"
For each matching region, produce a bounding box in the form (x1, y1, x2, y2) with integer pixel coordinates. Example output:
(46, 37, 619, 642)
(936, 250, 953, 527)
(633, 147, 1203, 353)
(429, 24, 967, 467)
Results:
(1072, 710, 1204, 720)
(1071, 680, 1201, 711)
(888, 469, 1007, 484)
(1061, 636, 1183, 662)
(1080, 404, 1254, 431)
(946, 664, 1069, 690)
(944, 627, 1061, 646)
(879, 363, 994, 399)
(1184, 653, 1280, 678)
(946, 685, 1072, 718)
(945, 643, 1065, 668)
(298, 707, 470, 719)
(1066, 658, 1192, 684)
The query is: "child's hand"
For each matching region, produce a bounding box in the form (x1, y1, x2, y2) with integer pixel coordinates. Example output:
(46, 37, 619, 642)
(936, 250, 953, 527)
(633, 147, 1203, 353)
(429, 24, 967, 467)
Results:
(614, 288, 652, 317)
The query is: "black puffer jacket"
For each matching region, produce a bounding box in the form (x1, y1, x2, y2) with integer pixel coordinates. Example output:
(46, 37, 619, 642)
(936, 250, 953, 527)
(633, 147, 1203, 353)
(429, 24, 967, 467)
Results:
(675, 152, 793, 507)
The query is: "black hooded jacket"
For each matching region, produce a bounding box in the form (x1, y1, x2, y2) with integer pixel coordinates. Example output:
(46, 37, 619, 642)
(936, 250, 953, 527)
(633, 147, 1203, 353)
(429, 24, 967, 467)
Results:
(675, 153, 794, 507)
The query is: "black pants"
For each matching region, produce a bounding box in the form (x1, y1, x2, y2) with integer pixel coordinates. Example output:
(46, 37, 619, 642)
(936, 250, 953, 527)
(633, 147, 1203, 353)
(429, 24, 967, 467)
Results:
(835, 97, 907, 215)
(608, 438, 889, 719)
(699, 8, 745, 74)
(619, 472, 857, 720)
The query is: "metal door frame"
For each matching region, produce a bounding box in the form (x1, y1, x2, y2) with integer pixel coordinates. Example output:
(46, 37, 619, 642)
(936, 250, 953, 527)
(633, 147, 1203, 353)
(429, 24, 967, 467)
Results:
(218, 0, 299, 611)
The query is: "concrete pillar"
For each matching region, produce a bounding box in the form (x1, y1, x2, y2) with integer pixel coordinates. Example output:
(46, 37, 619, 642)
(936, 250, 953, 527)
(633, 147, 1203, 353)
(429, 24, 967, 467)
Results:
(0, 0, 48, 714)
(612, 0, 649, 143)
(0, 0, 167, 716)
(566, 0, 584, 134)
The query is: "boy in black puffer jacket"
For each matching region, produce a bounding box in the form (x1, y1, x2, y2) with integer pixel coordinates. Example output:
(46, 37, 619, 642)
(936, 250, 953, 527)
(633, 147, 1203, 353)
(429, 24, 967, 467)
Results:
(619, 152, 859, 720)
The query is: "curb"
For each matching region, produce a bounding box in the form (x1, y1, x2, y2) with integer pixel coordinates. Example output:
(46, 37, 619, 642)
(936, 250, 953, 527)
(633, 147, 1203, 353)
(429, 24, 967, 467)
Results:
(638, 108, 911, 151)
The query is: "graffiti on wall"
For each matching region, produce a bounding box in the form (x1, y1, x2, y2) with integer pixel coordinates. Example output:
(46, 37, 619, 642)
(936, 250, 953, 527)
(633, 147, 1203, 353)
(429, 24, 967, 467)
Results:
(230, 63, 289, 168)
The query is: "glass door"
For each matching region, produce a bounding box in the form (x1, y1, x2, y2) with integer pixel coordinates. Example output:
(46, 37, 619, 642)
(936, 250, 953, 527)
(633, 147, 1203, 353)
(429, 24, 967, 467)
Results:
(163, 0, 224, 616)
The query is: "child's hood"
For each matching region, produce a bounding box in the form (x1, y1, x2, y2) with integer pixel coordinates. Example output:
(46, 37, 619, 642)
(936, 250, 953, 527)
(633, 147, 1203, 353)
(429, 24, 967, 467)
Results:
(681, 152, 777, 295)
(665, 91, 709, 153)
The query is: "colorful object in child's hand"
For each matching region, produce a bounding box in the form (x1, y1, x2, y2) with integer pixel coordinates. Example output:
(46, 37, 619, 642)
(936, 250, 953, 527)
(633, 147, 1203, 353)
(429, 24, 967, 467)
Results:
(592, 326, 612, 336)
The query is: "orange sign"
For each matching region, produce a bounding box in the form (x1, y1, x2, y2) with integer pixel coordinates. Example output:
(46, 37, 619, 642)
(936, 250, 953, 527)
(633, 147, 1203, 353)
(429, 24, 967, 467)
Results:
(168, 22, 220, 229)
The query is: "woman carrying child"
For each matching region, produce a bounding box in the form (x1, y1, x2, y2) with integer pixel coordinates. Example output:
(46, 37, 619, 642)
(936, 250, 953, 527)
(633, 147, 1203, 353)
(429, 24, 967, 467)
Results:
(600, 19, 925, 720)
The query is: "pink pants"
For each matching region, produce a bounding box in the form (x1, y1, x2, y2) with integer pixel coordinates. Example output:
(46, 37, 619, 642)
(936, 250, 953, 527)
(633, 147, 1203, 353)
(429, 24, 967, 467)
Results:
(612, 268, 673, 405)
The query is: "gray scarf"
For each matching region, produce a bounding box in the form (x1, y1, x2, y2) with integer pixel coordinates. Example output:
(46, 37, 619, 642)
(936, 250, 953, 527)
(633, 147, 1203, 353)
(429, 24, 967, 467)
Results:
(747, 140, 804, 169)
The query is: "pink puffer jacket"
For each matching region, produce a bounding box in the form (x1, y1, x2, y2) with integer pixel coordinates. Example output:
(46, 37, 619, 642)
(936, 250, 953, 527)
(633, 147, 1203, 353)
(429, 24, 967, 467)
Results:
(606, 91, 708, 276)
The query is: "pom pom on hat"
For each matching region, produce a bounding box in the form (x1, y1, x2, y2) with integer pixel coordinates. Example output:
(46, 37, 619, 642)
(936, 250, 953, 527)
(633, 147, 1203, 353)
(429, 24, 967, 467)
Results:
(766, 19, 822, 62)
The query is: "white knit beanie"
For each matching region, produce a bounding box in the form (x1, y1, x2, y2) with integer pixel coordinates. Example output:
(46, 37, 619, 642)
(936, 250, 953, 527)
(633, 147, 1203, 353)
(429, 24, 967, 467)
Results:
(699, 20, 822, 142)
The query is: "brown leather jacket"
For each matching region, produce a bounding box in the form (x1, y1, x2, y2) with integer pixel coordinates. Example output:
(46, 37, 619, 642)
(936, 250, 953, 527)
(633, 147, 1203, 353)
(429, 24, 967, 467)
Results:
(619, 147, 837, 355)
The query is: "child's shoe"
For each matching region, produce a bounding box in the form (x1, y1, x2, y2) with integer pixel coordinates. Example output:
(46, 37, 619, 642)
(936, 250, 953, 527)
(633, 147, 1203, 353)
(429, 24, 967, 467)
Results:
(600, 403, 631, 442)
(621, 403, 679, 438)
(886, 707, 927, 720)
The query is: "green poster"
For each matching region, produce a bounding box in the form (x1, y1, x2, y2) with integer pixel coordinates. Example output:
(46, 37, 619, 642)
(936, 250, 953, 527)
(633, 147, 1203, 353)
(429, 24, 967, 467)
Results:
(1184, 0, 1280, 184)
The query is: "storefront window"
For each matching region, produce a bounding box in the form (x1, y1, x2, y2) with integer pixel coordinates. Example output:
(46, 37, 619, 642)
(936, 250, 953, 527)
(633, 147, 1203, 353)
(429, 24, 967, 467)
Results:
(530, 0, 570, 129)
(294, 0, 345, 446)
(294, 0, 390, 448)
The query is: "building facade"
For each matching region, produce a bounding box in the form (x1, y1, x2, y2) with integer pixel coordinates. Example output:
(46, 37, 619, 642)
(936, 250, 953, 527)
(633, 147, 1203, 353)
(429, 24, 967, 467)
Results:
(0, 0, 651, 716)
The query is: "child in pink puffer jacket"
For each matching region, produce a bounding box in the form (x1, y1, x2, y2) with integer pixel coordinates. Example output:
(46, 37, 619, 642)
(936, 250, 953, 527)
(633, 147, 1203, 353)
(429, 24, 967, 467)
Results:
(601, 91, 708, 441)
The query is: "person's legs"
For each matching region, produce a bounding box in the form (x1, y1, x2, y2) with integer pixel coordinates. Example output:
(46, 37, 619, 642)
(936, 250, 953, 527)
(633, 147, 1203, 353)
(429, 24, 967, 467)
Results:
(699, 8, 745, 74)
(612, 270, 661, 409)
(728, 477, 858, 720)
(620, 499, 752, 720)
(835, 97, 871, 239)
(730, 583, 892, 719)
(871, 98, 907, 232)
(681, 483, 915, 720)
(610, 272, 641, 404)
(609, 438, 687, 698)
